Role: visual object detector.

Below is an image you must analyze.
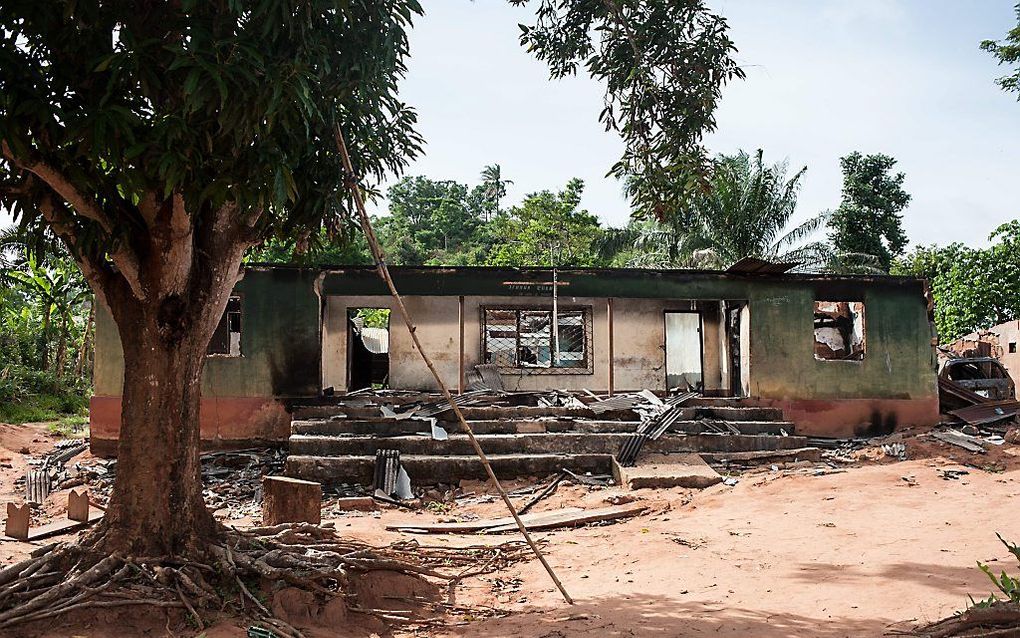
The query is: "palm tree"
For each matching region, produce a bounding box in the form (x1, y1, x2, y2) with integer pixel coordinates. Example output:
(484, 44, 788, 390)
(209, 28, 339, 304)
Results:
(479, 164, 513, 221)
(630, 150, 871, 272)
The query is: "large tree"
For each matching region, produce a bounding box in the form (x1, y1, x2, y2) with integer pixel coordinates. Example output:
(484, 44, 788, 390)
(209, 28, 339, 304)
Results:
(488, 178, 609, 267)
(0, 0, 423, 555)
(0, 1, 741, 617)
(375, 175, 488, 265)
(895, 221, 1020, 340)
(827, 152, 911, 272)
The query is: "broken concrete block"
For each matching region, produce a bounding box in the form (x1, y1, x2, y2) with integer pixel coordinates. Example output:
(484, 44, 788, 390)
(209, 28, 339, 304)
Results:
(67, 490, 89, 522)
(334, 497, 378, 512)
(5, 502, 29, 540)
(263, 476, 322, 526)
(613, 454, 723, 490)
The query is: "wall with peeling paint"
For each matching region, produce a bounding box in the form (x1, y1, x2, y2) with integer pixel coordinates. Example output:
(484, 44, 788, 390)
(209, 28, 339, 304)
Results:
(92, 265, 940, 443)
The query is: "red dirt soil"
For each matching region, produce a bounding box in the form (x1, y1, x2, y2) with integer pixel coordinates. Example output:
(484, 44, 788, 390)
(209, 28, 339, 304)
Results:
(2, 422, 1019, 637)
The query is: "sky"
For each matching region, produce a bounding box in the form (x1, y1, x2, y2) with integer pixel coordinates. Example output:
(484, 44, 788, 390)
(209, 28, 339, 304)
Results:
(3, 1, 1017, 249)
(369, 0, 1020, 248)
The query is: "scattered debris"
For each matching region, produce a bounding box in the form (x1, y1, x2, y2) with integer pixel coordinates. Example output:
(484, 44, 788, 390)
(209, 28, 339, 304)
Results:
(519, 471, 567, 515)
(938, 468, 970, 481)
(931, 430, 987, 454)
(881, 442, 907, 460)
(374, 449, 401, 496)
(4, 490, 103, 541)
(949, 400, 1020, 427)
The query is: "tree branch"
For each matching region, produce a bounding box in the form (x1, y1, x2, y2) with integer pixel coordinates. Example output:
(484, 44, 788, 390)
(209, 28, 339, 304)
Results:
(1, 141, 114, 234)
(2, 140, 147, 300)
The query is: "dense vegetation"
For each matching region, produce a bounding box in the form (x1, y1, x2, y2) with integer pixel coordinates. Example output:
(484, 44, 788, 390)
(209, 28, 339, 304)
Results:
(0, 230, 91, 424)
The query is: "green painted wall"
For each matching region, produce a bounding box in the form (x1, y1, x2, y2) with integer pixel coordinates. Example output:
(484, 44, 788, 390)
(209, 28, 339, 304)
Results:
(94, 267, 321, 398)
(95, 265, 936, 404)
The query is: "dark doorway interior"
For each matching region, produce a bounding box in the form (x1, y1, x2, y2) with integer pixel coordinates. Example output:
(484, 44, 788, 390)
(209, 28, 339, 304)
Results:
(348, 308, 390, 391)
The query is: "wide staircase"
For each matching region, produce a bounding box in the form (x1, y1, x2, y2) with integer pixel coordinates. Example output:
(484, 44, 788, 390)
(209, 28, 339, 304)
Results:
(284, 392, 816, 486)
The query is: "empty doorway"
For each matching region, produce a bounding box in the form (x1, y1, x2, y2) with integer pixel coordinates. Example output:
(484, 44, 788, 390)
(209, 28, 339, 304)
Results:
(348, 308, 390, 391)
(665, 311, 703, 392)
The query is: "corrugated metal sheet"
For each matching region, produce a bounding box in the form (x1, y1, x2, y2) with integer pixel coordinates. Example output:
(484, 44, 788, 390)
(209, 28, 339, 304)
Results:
(948, 400, 1020, 425)
(360, 327, 389, 354)
(726, 257, 799, 275)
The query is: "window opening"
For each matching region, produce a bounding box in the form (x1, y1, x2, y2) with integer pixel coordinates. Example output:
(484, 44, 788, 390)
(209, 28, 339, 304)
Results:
(207, 296, 242, 357)
(813, 301, 865, 361)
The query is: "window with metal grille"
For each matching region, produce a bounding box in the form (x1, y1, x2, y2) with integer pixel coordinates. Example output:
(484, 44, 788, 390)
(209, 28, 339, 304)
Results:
(481, 306, 592, 374)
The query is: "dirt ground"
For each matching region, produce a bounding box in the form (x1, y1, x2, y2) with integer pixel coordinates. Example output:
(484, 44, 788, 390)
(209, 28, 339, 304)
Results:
(2, 421, 1019, 637)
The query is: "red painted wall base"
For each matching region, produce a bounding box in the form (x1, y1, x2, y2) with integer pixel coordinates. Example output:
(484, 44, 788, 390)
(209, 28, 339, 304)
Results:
(756, 397, 940, 438)
(89, 395, 291, 457)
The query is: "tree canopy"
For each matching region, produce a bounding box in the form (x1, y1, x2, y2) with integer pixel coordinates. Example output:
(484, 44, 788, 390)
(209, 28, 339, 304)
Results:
(513, 0, 744, 218)
(827, 152, 910, 272)
(895, 221, 1020, 340)
(981, 3, 1020, 97)
(487, 178, 612, 267)
(627, 150, 829, 270)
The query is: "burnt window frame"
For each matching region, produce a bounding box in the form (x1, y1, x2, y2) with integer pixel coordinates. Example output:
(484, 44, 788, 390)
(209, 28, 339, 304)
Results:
(207, 295, 243, 358)
(480, 305, 594, 375)
(812, 299, 866, 362)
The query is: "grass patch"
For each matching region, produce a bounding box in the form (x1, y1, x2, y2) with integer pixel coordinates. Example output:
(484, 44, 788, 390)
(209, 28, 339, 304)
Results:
(47, 415, 89, 438)
(0, 393, 88, 425)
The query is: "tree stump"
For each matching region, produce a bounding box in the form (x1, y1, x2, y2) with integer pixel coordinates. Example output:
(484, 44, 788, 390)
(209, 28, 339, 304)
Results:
(262, 476, 322, 526)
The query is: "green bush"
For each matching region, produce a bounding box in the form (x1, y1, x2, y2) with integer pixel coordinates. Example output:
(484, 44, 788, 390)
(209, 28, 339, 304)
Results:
(0, 364, 90, 423)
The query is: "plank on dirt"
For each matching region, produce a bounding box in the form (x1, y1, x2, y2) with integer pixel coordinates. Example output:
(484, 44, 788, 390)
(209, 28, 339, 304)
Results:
(482, 504, 648, 534)
(386, 507, 584, 533)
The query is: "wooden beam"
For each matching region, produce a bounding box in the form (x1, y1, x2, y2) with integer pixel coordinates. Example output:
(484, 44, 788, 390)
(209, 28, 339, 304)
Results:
(607, 297, 615, 396)
(458, 295, 465, 395)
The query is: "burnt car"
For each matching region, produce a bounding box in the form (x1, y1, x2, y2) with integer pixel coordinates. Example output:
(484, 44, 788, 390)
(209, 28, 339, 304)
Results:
(939, 357, 1016, 400)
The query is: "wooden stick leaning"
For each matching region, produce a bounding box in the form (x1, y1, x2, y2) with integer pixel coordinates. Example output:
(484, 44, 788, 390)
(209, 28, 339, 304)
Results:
(333, 125, 574, 605)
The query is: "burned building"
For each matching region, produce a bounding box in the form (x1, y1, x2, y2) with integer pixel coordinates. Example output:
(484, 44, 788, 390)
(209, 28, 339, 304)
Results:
(89, 263, 940, 454)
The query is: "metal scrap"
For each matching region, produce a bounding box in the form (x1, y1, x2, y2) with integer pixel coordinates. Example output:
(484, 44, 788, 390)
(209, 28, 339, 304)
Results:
(931, 430, 987, 454)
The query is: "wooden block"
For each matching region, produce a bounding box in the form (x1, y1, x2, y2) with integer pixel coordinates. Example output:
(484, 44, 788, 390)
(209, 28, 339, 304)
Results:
(5, 503, 29, 540)
(263, 476, 322, 526)
(68, 490, 89, 522)
(334, 497, 378, 512)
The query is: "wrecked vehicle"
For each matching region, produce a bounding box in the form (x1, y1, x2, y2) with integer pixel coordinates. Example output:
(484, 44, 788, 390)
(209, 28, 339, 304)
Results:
(939, 356, 1016, 401)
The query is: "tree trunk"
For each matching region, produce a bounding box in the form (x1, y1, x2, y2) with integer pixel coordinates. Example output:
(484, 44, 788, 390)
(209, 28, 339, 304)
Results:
(74, 303, 94, 381)
(40, 303, 51, 371)
(98, 302, 218, 555)
(54, 315, 68, 380)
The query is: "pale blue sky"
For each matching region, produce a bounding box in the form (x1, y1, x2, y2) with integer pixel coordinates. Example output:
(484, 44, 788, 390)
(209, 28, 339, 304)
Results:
(373, 0, 1020, 248)
(4, 1, 1017, 249)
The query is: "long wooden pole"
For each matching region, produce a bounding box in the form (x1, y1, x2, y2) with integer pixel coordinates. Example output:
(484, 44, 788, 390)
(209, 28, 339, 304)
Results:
(333, 126, 574, 605)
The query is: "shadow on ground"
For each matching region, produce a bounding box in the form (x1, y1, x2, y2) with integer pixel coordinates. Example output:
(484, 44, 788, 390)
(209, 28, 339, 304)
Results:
(792, 561, 984, 592)
(438, 594, 906, 637)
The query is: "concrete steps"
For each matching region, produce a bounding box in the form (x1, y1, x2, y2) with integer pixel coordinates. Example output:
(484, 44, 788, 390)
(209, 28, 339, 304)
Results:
(289, 432, 809, 457)
(290, 417, 794, 437)
(284, 394, 813, 486)
(286, 453, 610, 484)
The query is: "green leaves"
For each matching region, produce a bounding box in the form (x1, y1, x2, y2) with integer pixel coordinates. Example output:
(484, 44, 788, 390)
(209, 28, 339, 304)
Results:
(981, 4, 1020, 98)
(827, 152, 911, 273)
(513, 0, 743, 219)
(0, 0, 424, 260)
(896, 222, 1020, 340)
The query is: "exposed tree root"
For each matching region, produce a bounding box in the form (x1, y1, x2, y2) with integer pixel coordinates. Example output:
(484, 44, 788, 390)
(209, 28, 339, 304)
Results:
(903, 603, 1020, 638)
(0, 523, 534, 637)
